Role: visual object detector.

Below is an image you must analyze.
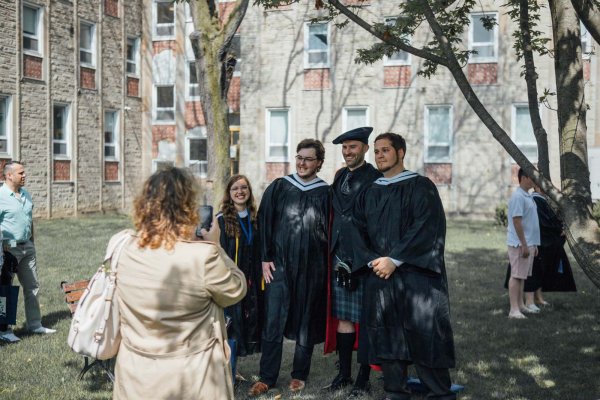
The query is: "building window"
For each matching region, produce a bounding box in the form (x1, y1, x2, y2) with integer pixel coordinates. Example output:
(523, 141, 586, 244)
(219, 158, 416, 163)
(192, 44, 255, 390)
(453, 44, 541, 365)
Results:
(154, 85, 175, 122)
(469, 13, 498, 63)
(80, 21, 96, 68)
(187, 61, 200, 99)
(581, 21, 592, 59)
(23, 4, 43, 55)
(304, 23, 329, 69)
(186, 127, 208, 177)
(383, 17, 410, 66)
(512, 104, 538, 162)
(424, 105, 453, 163)
(104, 111, 119, 160)
(126, 37, 140, 76)
(231, 35, 241, 76)
(53, 104, 71, 158)
(0, 96, 12, 156)
(343, 107, 368, 132)
(266, 109, 290, 162)
(153, 0, 175, 39)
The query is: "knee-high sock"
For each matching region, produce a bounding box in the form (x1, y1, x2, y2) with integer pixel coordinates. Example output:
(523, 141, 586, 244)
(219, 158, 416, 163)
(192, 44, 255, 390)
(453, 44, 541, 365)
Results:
(337, 332, 355, 378)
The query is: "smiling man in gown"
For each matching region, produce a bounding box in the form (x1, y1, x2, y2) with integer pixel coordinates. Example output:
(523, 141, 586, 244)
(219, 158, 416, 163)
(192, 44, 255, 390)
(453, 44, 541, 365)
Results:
(249, 138, 330, 396)
(353, 132, 456, 400)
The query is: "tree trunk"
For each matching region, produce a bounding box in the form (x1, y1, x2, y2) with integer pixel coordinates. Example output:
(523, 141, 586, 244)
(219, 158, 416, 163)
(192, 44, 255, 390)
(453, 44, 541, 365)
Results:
(188, 0, 248, 206)
(549, 0, 600, 287)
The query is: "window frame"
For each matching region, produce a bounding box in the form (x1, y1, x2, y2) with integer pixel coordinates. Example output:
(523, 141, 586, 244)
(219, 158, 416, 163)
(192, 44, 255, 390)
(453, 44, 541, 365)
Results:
(304, 22, 330, 69)
(79, 20, 97, 68)
(581, 21, 592, 59)
(0, 95, 13, 157)
(266, 108, 291, 162)
(104, 110, 120, 162)
(185, 127, 208, 178)
(22, 3, 44, 56)
(153, 84, 175, 123)
(231, 34, 242, 77)
(186, 60, 201, 100)
(52, 103, 72, 160)
(152, 0, 176, 40)
(126, 36, 140, 77)
(511, 103, 539, 163)
(342, 107, 369, 133)
(468, 12, 498, 63)
(424, 105, 453, 163)
(383, 17, 411, 66)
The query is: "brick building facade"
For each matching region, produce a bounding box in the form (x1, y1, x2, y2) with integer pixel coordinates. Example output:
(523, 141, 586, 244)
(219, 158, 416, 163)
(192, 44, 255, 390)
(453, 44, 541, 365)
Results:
(0, 0, 144, 217)
(237, 0, 600, 214)
(1, 0, 598, 217)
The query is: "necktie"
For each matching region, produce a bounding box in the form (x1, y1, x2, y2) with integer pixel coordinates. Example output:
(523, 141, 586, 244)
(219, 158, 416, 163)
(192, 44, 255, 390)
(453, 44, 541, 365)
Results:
(341, 172, 352, 195)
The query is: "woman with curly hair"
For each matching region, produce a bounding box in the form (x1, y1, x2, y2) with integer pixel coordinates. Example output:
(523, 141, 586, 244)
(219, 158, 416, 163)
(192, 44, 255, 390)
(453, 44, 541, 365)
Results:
(216, 175, 263, 375)
(111, 167, 246, 400)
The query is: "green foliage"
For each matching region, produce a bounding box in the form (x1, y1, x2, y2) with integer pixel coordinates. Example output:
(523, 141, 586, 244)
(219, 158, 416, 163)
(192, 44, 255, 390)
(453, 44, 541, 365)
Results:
(495, 202, 509, 227)
(506, 0, 551, 59)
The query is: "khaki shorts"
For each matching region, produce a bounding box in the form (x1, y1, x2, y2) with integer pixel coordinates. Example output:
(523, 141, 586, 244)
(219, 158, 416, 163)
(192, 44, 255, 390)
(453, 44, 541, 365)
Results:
(508, 246, 535, 279)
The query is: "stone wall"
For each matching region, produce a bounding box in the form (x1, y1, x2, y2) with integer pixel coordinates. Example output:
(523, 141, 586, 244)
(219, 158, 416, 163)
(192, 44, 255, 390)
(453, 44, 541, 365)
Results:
(0, 0, 143, 218)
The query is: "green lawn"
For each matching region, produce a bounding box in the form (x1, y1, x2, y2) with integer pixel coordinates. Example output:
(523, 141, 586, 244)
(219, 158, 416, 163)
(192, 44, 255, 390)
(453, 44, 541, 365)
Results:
(0, 216, 598, 400)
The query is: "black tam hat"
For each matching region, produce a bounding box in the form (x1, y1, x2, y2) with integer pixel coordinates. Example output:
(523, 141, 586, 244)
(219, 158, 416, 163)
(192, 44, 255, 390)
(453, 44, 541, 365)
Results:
(332, 126, 373, 144)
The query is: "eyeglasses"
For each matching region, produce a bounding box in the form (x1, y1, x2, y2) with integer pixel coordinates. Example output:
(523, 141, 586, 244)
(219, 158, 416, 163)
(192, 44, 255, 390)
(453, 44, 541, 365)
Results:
(230, 185, 249, 192)
(295, 155, 318, 163)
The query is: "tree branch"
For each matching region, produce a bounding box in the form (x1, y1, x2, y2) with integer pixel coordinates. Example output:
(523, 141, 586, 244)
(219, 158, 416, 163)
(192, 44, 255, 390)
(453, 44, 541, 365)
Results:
(571, 0, 600, 45)
(417, 0, 560, 204)
(221, 0, 250, 56)
(519, 0, 551, 179)
(326, 0, 449, 67)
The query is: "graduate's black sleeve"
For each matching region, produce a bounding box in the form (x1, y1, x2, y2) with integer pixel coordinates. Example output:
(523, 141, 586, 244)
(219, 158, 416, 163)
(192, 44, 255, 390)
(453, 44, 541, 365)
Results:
(258, 180, 277, 263)
(351, 188, 381, 269)
(217, 214, 228, 251)
(534, 197, 563, 237)
(387, 178, 446, 275)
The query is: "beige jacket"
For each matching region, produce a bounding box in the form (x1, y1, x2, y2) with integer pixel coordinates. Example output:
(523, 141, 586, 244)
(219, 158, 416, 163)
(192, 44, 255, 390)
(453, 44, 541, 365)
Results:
(112, 233, 246, 400)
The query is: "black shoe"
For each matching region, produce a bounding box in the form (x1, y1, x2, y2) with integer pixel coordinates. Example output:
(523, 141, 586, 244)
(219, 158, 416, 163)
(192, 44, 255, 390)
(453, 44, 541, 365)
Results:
(323, 373, 353, 391)
(348, 381, 371, 398)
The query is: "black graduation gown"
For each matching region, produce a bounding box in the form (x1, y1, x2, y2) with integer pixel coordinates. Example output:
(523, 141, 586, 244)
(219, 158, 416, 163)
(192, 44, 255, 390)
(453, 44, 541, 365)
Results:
(258, 174, 330, 347)
(217, 213, 262, 356)
(353, 171, 455, 369)
(533, 194, 577, 292)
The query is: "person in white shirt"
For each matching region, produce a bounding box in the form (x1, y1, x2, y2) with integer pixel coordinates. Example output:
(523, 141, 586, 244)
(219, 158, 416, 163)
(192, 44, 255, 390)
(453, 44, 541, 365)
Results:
(506, 168, 541, 319)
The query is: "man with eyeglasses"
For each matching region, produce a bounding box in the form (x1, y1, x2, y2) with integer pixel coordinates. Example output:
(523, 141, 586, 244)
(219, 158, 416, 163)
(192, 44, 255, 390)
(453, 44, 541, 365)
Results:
(249, 139, 329, 396)
(323, 127, 381, 397)
(0, 161, 56, 343)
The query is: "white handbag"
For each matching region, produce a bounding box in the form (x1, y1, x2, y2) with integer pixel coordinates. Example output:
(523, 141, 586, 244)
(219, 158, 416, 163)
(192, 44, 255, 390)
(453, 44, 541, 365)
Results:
(67, 230, 132, 360)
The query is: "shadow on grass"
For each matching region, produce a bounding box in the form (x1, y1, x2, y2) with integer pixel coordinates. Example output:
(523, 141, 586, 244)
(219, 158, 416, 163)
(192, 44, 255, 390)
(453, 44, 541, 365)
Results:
(447, 246, 600, 399)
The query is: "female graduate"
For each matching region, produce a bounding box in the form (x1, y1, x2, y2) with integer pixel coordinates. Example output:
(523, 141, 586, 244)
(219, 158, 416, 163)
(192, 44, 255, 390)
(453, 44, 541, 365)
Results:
(216, 175, 263, 371)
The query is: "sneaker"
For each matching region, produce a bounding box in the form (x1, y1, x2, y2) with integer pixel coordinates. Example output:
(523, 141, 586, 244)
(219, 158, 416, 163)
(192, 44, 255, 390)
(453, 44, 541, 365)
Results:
(248, 381, 269, 397)
(523, 304, 541, 313)
(29, 326, 56, 334)
(0, 330, 21, 343)
(288, 379, 306, 392)
(508, 312, 527, 319)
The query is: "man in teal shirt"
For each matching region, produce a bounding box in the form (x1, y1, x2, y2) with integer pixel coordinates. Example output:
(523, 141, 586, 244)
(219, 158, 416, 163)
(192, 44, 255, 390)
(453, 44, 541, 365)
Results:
(0, 161, 55, 343)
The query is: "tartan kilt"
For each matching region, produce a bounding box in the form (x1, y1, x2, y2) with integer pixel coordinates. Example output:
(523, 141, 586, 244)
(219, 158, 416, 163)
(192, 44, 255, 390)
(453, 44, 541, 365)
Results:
(331, 273, 364, 323)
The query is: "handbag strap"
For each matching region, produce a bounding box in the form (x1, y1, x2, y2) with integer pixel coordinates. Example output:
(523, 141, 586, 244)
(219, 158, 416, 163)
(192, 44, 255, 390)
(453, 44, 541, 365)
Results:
(104, 231, 132, 275)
